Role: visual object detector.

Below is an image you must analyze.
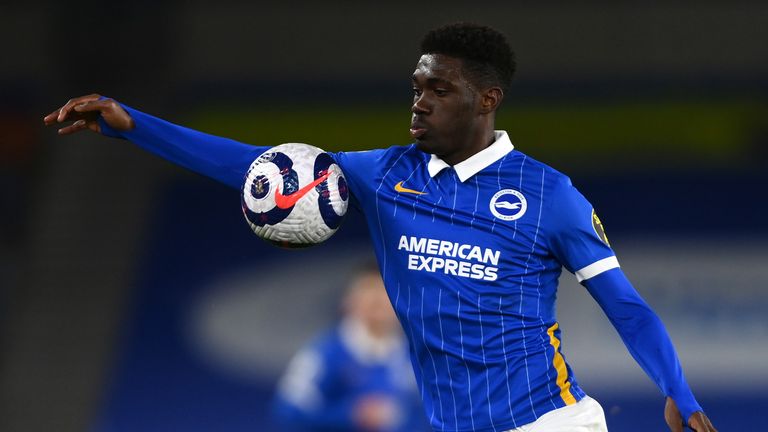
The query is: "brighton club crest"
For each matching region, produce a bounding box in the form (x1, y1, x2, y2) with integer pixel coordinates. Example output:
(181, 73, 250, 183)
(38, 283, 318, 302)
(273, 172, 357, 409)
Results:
(489, 189, 527, 221)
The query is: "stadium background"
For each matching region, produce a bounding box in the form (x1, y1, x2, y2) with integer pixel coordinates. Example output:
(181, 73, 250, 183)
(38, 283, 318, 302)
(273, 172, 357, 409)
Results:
(1, 2, 767, 431)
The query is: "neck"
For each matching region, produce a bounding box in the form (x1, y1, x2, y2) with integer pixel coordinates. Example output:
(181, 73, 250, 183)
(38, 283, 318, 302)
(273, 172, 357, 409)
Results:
(443, 124, 496, 166)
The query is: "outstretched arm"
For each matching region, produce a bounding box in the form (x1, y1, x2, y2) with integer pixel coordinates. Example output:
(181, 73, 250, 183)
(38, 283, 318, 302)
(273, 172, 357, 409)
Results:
(582, 268, 717, 432)
(43, 94, 265, 189)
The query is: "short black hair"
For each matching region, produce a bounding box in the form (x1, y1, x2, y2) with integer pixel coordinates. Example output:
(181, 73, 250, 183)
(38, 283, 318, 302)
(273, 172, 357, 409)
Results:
(420, 23, 516, 94)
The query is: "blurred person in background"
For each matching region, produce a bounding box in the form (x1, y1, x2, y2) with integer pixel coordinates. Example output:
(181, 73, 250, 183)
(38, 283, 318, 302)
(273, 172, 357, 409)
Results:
(273, 262, 427, 432)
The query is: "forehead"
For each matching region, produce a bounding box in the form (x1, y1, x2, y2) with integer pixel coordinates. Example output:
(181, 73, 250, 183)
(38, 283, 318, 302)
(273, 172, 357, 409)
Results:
(412, 54, 466, 83)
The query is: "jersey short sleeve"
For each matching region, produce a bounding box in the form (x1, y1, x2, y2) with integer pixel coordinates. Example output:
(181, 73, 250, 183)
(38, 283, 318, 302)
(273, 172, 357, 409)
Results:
(545, 177, 619, 282)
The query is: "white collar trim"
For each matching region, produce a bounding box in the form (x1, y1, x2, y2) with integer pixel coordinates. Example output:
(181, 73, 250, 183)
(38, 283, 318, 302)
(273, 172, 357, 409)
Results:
(426, 130, 514, 182)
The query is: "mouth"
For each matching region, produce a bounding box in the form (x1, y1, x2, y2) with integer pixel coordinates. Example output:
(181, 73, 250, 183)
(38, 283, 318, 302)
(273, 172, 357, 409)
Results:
(409, 121, 428, 139)
(409, 127, 427, 139)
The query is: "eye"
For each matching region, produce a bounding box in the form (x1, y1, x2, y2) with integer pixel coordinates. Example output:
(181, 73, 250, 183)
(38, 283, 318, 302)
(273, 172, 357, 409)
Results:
(434, 88, 448, 97)
(412, 88, 423, 97)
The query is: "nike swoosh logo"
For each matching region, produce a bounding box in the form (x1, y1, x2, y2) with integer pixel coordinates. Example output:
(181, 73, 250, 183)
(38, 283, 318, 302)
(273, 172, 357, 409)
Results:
(495, 201, 522, 210)
(394, 181, 426, 195)
(274, 170, 332, 209)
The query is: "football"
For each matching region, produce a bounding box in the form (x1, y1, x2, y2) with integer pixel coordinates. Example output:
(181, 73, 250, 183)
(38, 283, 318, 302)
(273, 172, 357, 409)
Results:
(241, 143, 349, 248)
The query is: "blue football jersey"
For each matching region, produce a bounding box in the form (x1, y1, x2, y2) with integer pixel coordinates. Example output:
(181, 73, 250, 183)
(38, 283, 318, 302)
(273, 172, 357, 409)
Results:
(332, 132, 619, 431)
(99, 106, 702, 430)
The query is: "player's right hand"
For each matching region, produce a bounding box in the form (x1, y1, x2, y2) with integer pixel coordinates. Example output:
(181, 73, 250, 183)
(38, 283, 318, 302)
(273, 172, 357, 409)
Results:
(664, 397, 718, 432)
(43, 94, 134, 135)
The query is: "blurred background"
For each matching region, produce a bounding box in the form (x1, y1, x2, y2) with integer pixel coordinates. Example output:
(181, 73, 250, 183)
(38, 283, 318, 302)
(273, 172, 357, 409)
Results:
(2, 1, 767, 431)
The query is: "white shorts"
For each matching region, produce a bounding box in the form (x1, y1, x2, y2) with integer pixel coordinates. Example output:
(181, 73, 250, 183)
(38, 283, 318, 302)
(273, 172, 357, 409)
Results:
(505, 396, 608, 432)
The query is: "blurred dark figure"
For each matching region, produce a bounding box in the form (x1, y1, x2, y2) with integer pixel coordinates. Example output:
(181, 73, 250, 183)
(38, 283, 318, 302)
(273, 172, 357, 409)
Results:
(273, 263, 427, 432)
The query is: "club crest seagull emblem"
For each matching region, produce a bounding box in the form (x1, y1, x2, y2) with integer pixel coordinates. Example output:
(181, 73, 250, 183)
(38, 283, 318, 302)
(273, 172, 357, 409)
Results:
(490, 189, 527, 221)
(494, 201, 522, 210)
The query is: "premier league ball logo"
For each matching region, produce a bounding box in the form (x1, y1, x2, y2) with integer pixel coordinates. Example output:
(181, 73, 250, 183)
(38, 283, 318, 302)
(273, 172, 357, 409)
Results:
(241, 143, 349, 248)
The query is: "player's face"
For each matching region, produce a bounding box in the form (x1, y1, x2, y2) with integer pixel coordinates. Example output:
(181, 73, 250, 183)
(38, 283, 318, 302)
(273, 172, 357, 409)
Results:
(410, 54, 482, 164)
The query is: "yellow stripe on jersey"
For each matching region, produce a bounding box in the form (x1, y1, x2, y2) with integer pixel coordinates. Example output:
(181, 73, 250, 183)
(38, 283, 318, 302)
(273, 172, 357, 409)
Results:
(547, 322, 577, 405)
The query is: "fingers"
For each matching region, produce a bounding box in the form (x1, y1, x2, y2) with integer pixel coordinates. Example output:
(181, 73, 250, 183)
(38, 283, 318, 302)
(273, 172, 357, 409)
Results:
(45, 94, 133, 135)
(44, 93, 101, 124)
(43, 108, 62, 125)
(705, 416, 718, 432)
(689, 412, 717, 432)
(43, 94, 111, 136)
(73, 98, 113, 113)
(58, 93, 102, 122)
(56, 119, 89, 135)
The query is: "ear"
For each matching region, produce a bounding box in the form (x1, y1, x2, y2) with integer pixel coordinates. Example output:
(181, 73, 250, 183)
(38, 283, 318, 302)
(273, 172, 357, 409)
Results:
(479, 87, 503, 115)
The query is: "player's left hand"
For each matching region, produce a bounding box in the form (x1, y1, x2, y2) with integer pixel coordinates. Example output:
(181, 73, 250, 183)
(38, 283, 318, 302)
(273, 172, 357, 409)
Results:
(664, 397, 717, 431)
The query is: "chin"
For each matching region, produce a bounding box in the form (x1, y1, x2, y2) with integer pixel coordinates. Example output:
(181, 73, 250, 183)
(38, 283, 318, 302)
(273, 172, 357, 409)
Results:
(415, 138, 439, 155)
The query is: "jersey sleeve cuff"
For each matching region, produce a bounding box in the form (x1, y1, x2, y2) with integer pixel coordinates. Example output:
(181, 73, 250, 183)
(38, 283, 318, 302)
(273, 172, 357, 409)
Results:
(670, 392, 703, 423)
(574, 256, 620, 282)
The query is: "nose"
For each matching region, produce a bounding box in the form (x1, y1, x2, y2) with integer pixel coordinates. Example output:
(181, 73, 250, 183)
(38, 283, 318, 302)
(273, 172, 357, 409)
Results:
(412, 94, 430, 115)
